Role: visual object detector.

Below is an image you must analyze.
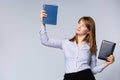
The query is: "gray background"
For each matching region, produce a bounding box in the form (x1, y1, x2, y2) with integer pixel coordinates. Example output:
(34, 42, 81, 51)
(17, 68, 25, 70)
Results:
(0, 0, 120, 80)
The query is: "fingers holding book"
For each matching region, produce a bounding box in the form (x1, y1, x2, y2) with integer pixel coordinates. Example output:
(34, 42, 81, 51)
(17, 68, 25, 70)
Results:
(107, 55, 115, 63)
(104, 55, 115, 67)
(40, 8, 47, 26)
(40, 9, 47, 19)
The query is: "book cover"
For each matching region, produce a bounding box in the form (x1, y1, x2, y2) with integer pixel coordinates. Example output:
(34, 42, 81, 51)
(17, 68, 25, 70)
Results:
(98, 40, 116, 61)
(43, 4, 58, 25)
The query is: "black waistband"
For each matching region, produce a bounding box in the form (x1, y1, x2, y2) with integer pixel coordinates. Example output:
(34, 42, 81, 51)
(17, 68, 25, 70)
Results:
(65, 69, 91, 75)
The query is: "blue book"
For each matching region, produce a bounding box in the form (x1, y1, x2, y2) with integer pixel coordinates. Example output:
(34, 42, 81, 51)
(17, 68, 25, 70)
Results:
(43, 4, 58, 25)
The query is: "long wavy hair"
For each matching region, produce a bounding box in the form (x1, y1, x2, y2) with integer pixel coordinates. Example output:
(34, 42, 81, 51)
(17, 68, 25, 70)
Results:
(69, 16, 96, 54)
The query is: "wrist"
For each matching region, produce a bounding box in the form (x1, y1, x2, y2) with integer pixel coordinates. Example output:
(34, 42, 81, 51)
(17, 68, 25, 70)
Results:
(40, 21, 45, 27)
(103, 62, 110, 68)
(103, 63, 109, 68)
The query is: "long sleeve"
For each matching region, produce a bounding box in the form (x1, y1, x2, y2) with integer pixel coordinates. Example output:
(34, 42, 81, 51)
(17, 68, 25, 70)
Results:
(39, 26, 63, 49)
(90, 54, 105, 75)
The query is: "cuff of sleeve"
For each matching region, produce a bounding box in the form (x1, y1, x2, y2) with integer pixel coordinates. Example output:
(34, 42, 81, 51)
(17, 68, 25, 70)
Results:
(39, 26, 46, 34)
(100, 64, 106, 70)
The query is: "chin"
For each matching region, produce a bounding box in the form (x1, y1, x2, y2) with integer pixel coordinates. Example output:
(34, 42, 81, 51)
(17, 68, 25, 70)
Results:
(76, 31, 80, 34)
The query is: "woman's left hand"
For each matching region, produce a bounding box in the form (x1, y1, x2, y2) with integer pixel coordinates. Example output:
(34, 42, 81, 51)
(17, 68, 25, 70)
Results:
(104, 55, 115, 67)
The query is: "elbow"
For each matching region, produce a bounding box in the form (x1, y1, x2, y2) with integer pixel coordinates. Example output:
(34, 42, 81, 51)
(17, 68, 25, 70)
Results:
(91, 68, 103, 75)
(91, 70, 97, 75)
(41, 41, 47, 46)
(41, 41, 44, 45)
(40, 37, 49, 46)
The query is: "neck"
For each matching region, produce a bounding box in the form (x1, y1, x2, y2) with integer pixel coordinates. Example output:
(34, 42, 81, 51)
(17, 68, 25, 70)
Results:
(76, 35, 86, 48)
(77, 35, 86, 44)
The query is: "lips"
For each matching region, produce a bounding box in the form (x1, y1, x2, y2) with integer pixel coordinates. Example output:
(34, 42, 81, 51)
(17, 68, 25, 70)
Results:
(77, 29, 80, 31)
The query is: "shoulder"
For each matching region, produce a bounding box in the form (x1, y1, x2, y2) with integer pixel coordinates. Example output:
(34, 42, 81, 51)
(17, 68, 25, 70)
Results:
(62, 39, 72, 44)
(62, 38, 75, 47)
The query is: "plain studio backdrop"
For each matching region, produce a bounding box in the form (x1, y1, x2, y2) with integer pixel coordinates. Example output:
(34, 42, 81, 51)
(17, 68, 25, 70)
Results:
(0, 0, 120, 80)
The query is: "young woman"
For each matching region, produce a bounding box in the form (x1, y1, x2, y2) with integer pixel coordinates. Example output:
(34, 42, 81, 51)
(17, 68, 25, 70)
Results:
(39, 8, 114, 80)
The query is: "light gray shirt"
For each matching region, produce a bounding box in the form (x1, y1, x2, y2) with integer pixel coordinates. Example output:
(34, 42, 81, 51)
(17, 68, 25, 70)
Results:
(39, 26, 105, 75)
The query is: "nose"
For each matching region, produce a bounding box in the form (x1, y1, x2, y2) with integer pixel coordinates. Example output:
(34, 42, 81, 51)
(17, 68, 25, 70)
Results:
(77, 25, 81, 29)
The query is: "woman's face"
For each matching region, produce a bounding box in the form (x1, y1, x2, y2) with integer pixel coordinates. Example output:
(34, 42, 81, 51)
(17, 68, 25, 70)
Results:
(76, 20, 89, 36)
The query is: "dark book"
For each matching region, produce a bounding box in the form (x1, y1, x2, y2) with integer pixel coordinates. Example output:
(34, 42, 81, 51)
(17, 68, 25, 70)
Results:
(98, 40, 116, 61)
(43, 4, 58, 25)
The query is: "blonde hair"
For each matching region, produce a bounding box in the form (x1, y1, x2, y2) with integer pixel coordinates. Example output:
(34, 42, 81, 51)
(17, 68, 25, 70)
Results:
(69, 16, 96, 54)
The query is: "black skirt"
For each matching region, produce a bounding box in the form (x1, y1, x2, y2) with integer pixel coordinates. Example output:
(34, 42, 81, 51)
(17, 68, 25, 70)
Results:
(63, 69, 96, 80)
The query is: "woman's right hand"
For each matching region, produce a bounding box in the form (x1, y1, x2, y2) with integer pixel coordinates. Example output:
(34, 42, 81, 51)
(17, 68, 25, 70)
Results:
(40, 8, 47, 26)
